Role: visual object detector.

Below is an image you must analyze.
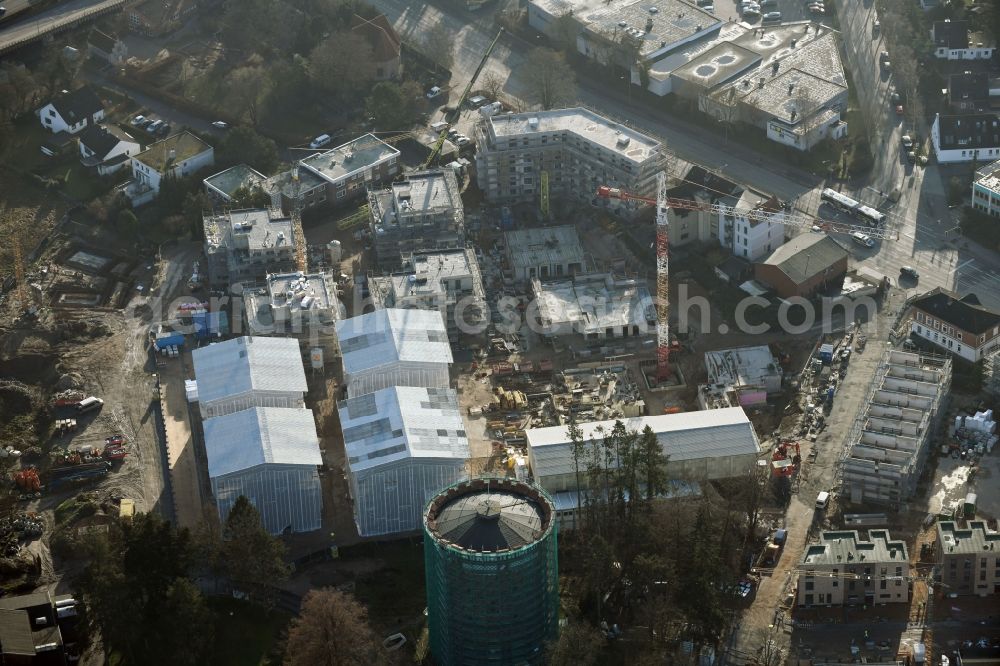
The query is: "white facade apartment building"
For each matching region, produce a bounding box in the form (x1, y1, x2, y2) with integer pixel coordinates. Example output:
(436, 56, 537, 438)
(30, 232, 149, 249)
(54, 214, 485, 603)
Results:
(191, 336, 308, 419)
(718, 189, 786, 261)
(797, 530, 910, 607)
(475, 108, 664, 206)
(909, 288, 1000, 363)
(932, 20, 995, 60)
(130, 131, 215, 196)
(931, 113, 1000, 164)
(972, 159, 1000, 217)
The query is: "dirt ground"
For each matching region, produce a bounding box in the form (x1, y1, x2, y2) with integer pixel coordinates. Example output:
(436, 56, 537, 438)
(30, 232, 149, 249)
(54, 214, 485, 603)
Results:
(157, 352, 202, 530)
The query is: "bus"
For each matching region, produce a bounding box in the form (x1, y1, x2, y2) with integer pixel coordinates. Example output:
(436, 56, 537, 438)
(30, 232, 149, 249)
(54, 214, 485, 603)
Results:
(855, 204, 886, 227)
(821, 188, 859, 212)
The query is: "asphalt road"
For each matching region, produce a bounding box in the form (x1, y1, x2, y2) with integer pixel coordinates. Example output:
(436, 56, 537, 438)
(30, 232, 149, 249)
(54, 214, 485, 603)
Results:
(0, 0, 123, 53)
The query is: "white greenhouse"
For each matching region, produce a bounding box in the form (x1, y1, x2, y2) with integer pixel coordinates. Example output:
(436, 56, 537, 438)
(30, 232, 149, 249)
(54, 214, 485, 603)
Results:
(339, 385, 469, 537)
(204, 406, 323, 535)
(335, 308, 453, 398)
(191, 336, 307, 419)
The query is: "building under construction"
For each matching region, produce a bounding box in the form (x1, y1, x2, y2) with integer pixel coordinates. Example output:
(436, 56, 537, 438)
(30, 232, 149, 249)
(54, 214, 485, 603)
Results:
(368, 170, 465, 268)
(423, 477, 559, 666)
(203, 209, 298, 289)
(840, 349, 951, 507)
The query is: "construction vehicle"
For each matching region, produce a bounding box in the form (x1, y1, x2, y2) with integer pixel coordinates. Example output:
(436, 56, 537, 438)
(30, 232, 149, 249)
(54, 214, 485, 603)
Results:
(495, 388, 527, 411)
(14, 469, 41, 493)
(771, 439, 801, 477)
(756, 528, 788, 568)
(424, 28, 504, 168)
(595, 178, 896, 382)
(103, 446, 128, 461)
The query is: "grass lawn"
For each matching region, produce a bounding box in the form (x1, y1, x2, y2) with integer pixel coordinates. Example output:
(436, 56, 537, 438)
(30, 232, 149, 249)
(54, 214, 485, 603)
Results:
(206, 597, 291, 666)
(3, 117, 111, 202)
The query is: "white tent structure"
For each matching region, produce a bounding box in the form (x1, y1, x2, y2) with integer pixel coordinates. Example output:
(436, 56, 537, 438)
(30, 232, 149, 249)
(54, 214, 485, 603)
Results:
(525, 407, 761, 493)
(339, 386, 469, 537)
(204, 406, 323, 535)
(191, 336, 307, 419)
(336, 309, 453, 398)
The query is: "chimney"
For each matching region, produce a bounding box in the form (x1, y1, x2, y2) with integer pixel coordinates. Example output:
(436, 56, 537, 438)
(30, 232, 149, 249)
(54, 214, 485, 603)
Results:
(646, 17, 654, 31)
(791, 39, 797, 47)
(790, 109, 797, 121)
(788, 83, 794, 95)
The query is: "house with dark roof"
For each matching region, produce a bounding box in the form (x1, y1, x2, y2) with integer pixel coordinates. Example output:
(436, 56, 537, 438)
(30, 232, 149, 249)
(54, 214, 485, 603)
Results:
(931, 113, 1000, 163)
(931, 19, 994, 60)
(78, 125, 141, 176)
(753, 233, 848, 298)
(0, 590, 79, 664)
(36, 87, 105, 135)
(87, 29, 127, 65)
(666, 164, 743, 247)
(909, 288, 1000, 362)
(947, 72, 990, 112)
(351, 14, 402, 80)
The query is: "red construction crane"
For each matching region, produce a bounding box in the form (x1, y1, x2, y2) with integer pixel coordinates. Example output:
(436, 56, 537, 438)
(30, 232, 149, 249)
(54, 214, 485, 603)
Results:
(595, 179, 895, 384)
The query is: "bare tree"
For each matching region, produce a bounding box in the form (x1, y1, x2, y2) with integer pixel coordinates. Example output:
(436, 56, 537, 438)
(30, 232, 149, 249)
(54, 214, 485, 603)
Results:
(226, 58, 270, 126)
(522, 48, 577, 110)
(284, 588, 387, 666)
(308, 32, 376, 98)
(420, 22, 454, 76)
(480, 71, 507, 101)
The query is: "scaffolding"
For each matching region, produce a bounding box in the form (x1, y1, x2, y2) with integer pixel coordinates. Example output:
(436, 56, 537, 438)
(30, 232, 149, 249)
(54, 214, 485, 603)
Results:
(423, 477, 559, 666)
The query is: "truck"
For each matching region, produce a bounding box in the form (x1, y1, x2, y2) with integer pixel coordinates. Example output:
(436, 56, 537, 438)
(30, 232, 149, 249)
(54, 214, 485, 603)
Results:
(48, 461, 112, 488)
(154, 333, 184, 350)
(757, 529, 787, 568)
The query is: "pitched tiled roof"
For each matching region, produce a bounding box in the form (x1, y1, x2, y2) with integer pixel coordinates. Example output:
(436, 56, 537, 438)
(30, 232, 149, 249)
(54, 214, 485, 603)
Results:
(933, 20, 969, 49)
(936, 113, 1000, 151)
(761, 234, 848, 284)
(351, 14, 401, 62)
(49, 86, 103, 124)
(911, 287, 1000, 336)
(88, 28, 118, 53)
(78, 125, 135, 159)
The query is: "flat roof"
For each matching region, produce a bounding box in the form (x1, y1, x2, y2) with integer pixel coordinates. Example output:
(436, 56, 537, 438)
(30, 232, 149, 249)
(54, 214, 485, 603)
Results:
(133, 131, 212, 172)
(801, 530, 908, 566)
(336, 308, 453, 374)
(267, 271, 337, 312)
(938, 520, 1000, 555)
(576, 0, 721, 59)
(339, 386, 470, 473)
(204, 209, 294, 252)
(487, 108, 661, 163)
(0, 609, 35, 656)
(375, 249, 484, 303)
(265, 166, 328, 198)
(527, 407, 760, 478)
(390, 170, 461, 217)
(192, 336, 307, 404)
(300, 133, 399, 184)
(740, 67, 847, 125)
(704, 345, 781, 387)
(203, 406, 322, 478)
(671, 40, 761, 89)
(505, 225, 586, 270)
(647, 21, 749, 79)
(204, 164, 268, 199)
(533, 273, 655, 334)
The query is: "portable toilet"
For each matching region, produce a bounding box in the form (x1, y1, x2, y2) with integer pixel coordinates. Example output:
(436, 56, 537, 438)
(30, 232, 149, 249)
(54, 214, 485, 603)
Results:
(963, 492, 977, 519)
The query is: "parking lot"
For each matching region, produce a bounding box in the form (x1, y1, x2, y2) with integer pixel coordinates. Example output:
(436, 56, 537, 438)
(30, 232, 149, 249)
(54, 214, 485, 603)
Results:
(699, 0, 829, 26)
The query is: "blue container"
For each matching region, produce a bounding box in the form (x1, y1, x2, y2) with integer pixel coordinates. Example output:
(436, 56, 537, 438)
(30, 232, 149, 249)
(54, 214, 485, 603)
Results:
(500, 206, 513, 230)
(154, 333, 184, 350)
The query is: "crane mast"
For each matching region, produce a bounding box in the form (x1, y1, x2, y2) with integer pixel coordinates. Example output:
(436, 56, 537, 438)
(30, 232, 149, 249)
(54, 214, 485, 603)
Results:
(654, 172, 672, 383)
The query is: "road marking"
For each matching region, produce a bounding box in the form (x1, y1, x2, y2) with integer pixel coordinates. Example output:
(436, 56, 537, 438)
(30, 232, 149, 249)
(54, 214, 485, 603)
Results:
(952, 258, 975, 274)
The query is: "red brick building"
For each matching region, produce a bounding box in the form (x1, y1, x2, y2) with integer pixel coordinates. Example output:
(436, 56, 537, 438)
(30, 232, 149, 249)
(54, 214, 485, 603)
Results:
(753, 234, 848, 298)
(909, 288, 1000, 362)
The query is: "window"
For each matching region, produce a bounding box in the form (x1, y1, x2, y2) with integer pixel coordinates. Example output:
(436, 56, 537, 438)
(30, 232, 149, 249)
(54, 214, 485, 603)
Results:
(805, 581, 814, 591)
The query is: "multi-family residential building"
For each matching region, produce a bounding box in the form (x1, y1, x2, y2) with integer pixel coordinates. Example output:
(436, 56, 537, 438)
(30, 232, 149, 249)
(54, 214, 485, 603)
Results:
(203, 164, 269, 205)
(475, 108, 664, 206)
(504, 225, 587, 282)
(718, 188, 785, 261)
(796, 530, 910, 606)
(369, 249, 486, 335)
(931, 20, 995, 60)
(77, 125, 141, 176)
(937, 521, 1000, 596)
(298, 134, 400, 206)
(203, 209, 297, 289)
(243, 271, 344, 358)
(931, 113, 1000, 163)
(36, 86, 105, 135)
(948, 72, 990, 112)
(841, 350, 950, 506)
(368, 170, 465, 268)
(909, 288, 1000, 362)
(972, 159, 1000, 217)
(129, 131, 214, 203)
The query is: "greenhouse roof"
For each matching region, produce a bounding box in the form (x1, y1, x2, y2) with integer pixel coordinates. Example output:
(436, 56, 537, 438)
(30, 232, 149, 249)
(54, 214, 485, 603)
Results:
(335, 308, 452, 374)
(192, 336, 306, 404)
(339, 386, 469, 473)
(203, 407, 322, 478)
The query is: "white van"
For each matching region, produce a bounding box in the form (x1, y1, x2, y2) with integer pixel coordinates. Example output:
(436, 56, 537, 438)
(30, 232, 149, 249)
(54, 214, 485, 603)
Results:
(468, 95, 487, 108)
(309, 134, 332, 149)
(851, 231, 874, 248)
(76, 397, 105, 414)
(479, 101, 503, 118)
(815, 491, 830, 510)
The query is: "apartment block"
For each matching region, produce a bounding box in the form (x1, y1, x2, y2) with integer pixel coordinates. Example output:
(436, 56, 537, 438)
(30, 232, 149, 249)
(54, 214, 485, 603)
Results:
(841, 350, 951, 506)
(368, 170, 465, 268)
(718, 188, 786, 261)
(475, 108, 664, 207)
(909, 288, 1000, 362)
(203, 209, 298, 289)
(797, 530, 909, 606)
(504, 225, 586, 282)
(937, 520, 1000, 596)
(369, 249, 486, 334)
(972, 159, 1000, 217)
(298, 134, 400, 206)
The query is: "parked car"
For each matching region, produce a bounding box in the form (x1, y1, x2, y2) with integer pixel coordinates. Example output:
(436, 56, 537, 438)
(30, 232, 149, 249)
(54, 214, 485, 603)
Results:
(130, 115, 146, 126)
(907, 150, 916, 163)
(156, 122, 171, 136)
(873, 19, 880, 35)
(211, 120, 229, 129)
(309, 134, 331, 149)
(0, 7, 6, 17)
(808, 4, 825, 13)
(430, 121, 449, 133)
(901, 134, 914, 149)
(762, 11, 782, 21)
(456, 135, 472, 147)
(146, 119, 164, 133)
(426, 86, 442, 100)
(900, 266, 919, 280)
(851, 231, 875, 248)
(890, 92, 901, 105)
(895, 104, 904, 116)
